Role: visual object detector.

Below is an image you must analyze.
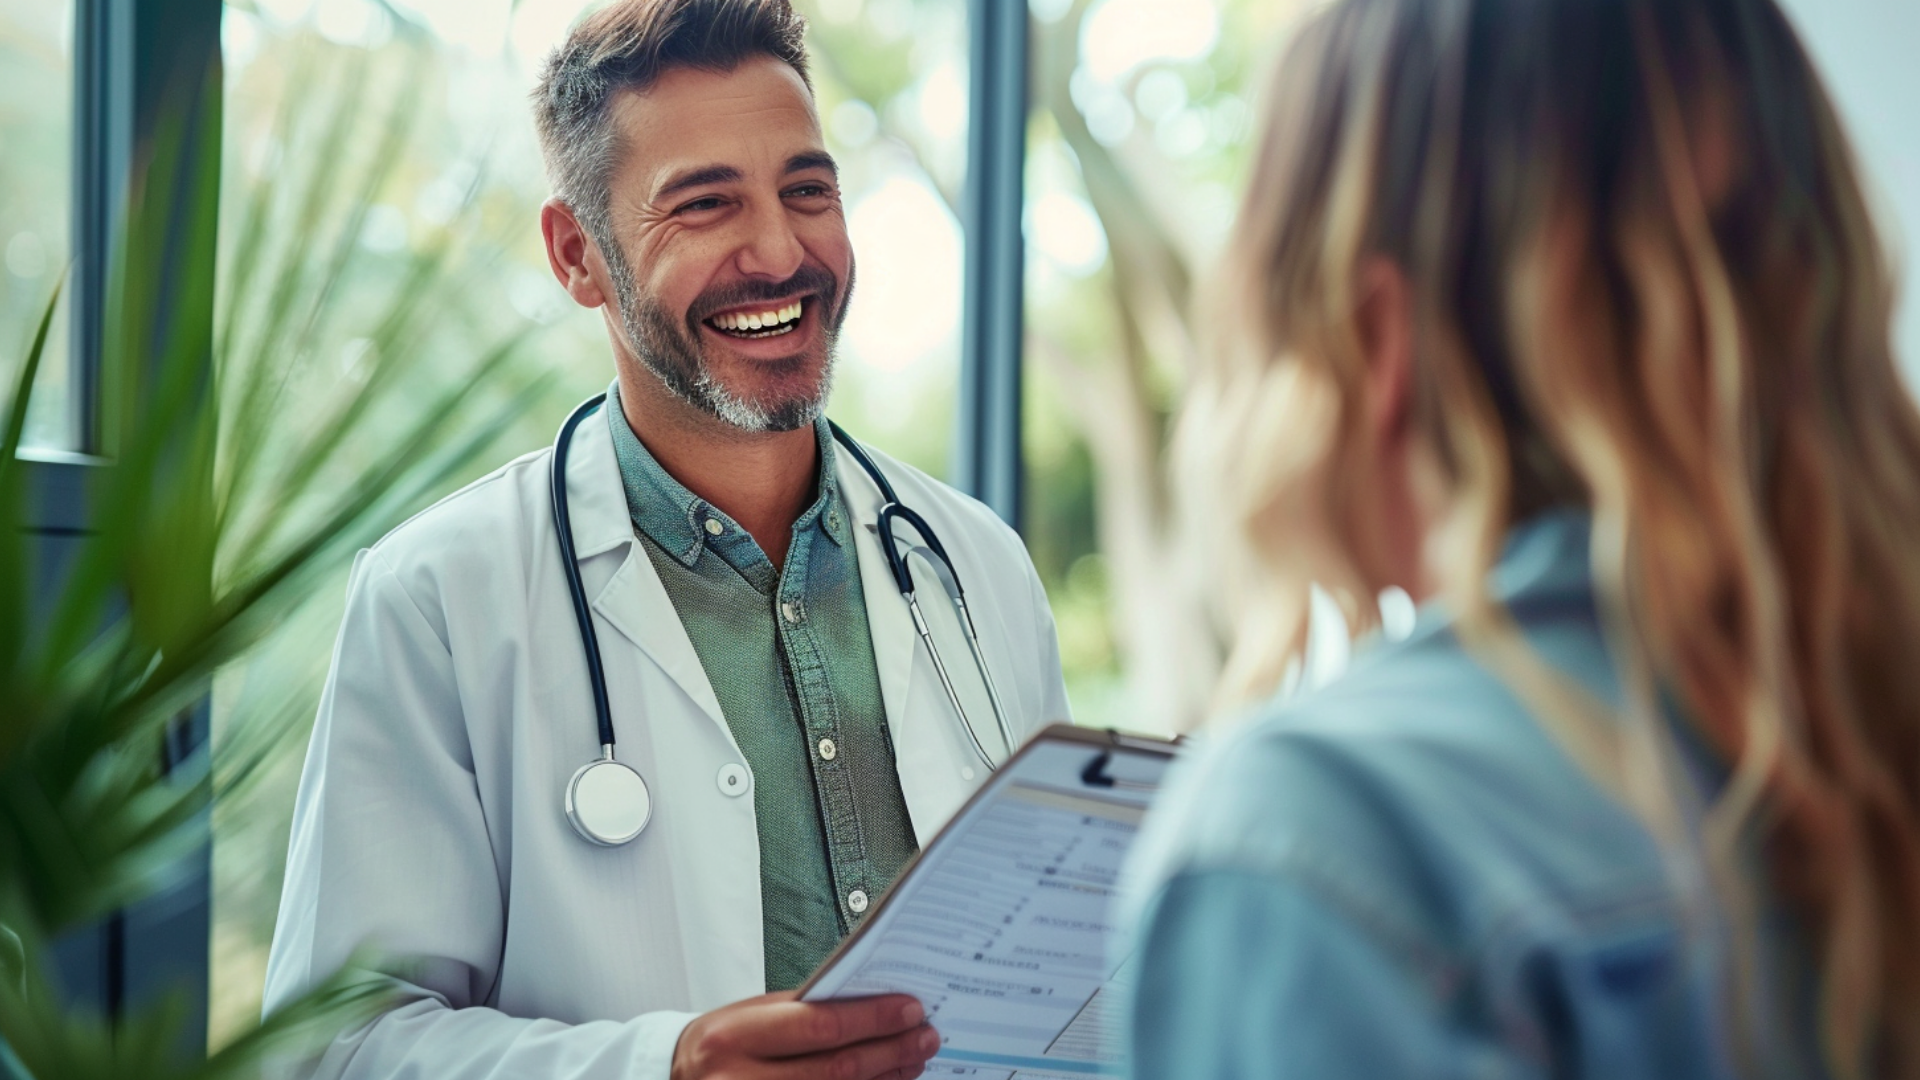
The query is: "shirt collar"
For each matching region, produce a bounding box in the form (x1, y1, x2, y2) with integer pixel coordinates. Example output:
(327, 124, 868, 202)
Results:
(604, 384, 848, 570)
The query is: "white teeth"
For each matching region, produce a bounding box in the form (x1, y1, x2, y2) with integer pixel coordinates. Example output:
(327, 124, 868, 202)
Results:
(709, 300, 805, 336)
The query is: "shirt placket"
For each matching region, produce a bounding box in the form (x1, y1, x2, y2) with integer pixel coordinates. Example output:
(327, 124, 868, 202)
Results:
(775, 522, 877, 931)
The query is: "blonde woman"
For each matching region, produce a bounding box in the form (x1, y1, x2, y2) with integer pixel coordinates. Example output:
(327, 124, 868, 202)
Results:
(1122, 0, 1920, 1077)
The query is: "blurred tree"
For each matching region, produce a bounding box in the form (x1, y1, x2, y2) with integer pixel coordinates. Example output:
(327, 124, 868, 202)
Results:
(1024, 0, 1250, 732)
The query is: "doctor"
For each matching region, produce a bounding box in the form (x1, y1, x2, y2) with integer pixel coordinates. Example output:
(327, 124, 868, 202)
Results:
(260, 0, 1071, 1076)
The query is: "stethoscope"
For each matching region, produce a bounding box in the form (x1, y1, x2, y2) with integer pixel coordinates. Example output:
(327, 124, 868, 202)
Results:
(551, 392, 1018, 847)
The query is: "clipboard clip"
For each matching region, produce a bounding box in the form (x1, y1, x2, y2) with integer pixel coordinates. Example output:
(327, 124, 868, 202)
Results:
(1081, 729, 1160, 792)
(1081, 750, 1117, 788)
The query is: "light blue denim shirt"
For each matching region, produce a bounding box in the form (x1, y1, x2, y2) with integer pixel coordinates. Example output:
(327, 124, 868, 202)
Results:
(1121, 511, 1821, 1079)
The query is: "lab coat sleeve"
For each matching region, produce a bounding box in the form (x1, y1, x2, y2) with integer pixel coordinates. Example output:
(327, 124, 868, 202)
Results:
(263, 548, 696, 1080)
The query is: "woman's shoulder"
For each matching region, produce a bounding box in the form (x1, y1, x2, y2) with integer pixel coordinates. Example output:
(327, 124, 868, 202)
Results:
(1128, 624, 1673, 960)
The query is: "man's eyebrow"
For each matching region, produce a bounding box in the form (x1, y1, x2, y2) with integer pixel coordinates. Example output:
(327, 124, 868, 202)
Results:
(784, 151, 838, 177)
(655, 164, 743, 201)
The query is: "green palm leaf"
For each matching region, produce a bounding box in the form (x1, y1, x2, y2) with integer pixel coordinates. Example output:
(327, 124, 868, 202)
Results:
(1, 38, 550, 1080)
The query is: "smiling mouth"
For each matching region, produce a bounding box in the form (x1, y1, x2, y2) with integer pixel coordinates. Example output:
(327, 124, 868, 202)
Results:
(704, 299, 806, 340)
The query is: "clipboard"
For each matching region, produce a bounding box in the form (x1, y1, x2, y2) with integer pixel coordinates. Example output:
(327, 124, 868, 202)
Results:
(800, 724, 1182, 1078)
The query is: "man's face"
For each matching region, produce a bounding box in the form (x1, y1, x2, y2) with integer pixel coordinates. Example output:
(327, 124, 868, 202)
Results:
(598, 56, 853, 433)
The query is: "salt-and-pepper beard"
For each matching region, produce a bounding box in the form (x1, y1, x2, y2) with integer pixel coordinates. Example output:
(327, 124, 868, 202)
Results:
(603, 236, 852, 433)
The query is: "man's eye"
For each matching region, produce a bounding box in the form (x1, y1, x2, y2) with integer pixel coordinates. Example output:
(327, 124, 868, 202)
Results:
(785, 184, 833, 199)
(676, 197, 726, 214)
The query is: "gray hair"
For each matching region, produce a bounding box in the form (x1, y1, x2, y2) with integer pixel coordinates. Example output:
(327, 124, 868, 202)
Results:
(530, 0, 812, 251)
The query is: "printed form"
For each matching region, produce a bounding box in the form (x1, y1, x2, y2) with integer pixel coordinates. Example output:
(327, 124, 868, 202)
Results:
(803, 736, 1171, 1079)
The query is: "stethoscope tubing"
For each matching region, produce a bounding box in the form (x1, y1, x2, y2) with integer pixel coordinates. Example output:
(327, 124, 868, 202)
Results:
(829, 421, 1016, 772)
(956, 595, 1019, 767)
(551, 393, 618, 753)
(550, 394, 1018, 846)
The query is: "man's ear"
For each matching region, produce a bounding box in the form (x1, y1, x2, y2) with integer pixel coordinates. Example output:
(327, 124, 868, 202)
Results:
(1355, 257, 1414, 441)
(541, 198, 610, 309)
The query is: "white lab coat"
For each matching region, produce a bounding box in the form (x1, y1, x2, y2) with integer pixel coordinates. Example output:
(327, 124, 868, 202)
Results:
(261, 412, 1072, 1079)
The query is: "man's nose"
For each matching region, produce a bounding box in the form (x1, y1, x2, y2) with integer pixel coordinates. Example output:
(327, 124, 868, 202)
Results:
(733, 199, 805, 280)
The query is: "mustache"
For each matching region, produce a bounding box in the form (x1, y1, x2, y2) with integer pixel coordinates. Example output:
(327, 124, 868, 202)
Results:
(687, 264, 842, 325)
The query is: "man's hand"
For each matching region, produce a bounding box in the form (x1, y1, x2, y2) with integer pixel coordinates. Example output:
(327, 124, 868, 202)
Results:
(670, 991, 940, 1080)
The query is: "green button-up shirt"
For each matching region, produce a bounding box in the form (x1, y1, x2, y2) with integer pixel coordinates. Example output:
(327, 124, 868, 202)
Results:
(606, 391, 918, 991)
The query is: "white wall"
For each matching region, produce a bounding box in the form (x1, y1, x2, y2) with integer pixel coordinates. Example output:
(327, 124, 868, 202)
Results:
(1776, 0, 1920, 387)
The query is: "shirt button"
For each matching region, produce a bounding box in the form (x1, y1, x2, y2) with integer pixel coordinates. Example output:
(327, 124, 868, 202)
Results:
(827, 510, 842, 533)
(847, 889, 869, 914)
(817, 737, 837, 761)
(960, 766, 976, 782)
(716, 763, 750, 797)
(704, 517, 724, 536)
(780, 600, 803, 624)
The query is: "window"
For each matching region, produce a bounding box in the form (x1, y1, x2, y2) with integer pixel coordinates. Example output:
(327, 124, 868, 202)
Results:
(797, 0, 971, 478)
(0, 0, 76, 449)
(1022, 0, 1264, 733)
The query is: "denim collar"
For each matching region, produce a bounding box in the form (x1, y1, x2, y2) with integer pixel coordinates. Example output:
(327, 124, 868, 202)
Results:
(604, 383, 849, 575)
(1359, 507, 1595, 667)
(1487, 506, 1594, 607)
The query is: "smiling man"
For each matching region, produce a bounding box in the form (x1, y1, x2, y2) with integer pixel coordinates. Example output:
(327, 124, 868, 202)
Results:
(260, 2, 1071, 1078)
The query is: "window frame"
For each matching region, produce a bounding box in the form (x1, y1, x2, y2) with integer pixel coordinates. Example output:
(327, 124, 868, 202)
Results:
(956, 0, 1029, 529)
(29, 0, 224, 1059)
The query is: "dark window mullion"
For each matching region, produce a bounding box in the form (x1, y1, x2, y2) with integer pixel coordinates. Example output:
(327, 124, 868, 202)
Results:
(40, 0, 224, 1059)
(70, 0, 131, 455)
(956, 0, 1029, 531)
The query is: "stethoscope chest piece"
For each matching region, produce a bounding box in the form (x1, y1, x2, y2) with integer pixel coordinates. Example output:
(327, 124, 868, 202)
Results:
(565, 755, 652, 847)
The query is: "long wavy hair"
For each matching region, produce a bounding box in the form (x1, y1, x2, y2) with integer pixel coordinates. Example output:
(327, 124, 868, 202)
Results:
(1181, 0, 1920, 1074)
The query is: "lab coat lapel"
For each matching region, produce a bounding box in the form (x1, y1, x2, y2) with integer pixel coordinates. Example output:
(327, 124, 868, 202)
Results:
(562, 407, 729, 738)
(837, 448, 979, 846)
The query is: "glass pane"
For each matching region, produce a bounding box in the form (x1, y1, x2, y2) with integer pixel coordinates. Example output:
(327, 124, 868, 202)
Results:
(0, 0, 75, 450)
(1023, 0, 1271, 733)
(797, 0, 968, 479)
(208, 0, 968, 1045)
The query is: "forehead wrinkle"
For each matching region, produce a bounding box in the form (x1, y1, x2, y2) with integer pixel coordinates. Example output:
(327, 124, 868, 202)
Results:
(613, 62, 821, 158)
(602, 60, 830, 229)
(615, 108, 821, 198)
